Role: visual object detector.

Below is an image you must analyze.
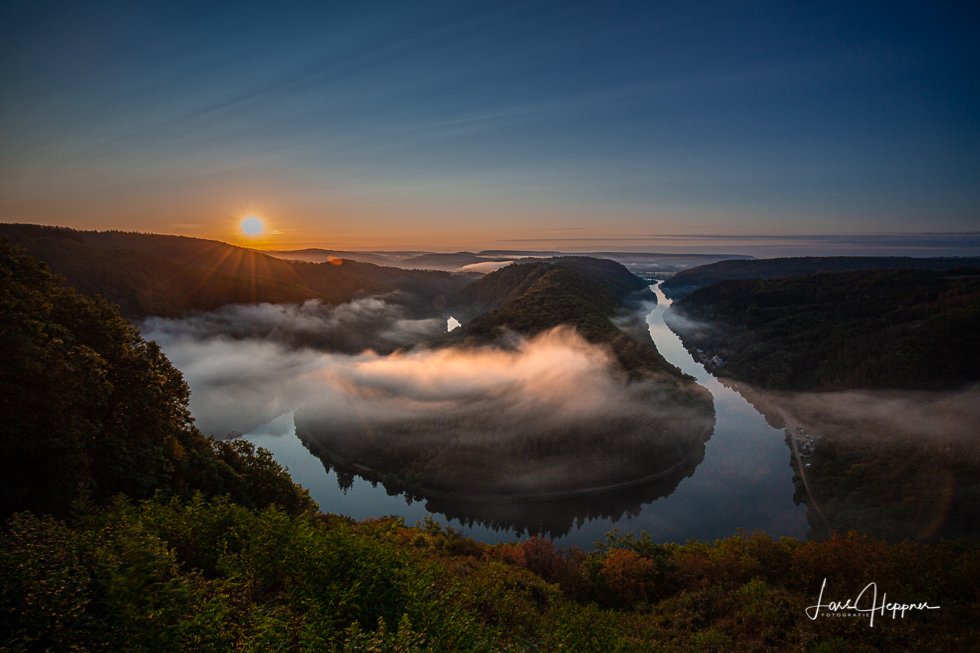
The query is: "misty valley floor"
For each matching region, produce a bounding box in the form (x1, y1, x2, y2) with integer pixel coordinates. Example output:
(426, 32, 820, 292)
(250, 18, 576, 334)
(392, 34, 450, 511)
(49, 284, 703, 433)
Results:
(216, 285, 809, 546)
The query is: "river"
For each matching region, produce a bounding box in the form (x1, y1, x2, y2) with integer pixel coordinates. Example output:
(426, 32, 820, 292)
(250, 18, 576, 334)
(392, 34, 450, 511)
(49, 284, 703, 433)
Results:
(238, 283, 807, 547)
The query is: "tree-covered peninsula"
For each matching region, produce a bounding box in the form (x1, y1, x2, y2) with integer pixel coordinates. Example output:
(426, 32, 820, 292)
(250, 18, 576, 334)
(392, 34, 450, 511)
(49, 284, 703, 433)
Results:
(296, 258, 716, 504)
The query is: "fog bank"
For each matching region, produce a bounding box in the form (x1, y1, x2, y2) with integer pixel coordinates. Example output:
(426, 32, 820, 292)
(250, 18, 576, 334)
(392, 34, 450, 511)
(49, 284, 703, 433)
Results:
(142, 295, 446, 355)
(144, 318, 704, 437)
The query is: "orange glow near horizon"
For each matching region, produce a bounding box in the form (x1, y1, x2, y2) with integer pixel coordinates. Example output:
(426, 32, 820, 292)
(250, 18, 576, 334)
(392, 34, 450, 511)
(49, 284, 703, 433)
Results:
(18, 201, 945, 255)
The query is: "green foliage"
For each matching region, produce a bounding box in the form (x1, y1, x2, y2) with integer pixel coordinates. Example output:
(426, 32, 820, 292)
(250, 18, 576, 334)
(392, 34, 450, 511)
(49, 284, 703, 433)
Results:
(1, 501, 512, 652)
(0, 510, 232, 652)
(671, 268, 980, 390)
(3, 503, 979, 651)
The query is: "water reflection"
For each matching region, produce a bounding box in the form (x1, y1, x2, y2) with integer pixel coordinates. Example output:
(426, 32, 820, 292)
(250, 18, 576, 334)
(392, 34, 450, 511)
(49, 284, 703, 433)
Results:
(416, 461, 699, 538)
(237, 284, 807, 545)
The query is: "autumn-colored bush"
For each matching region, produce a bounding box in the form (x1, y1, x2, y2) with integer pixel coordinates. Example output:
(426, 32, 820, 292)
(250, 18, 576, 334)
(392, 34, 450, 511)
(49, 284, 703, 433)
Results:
(791, 531, 886, 594)
(493, 543, 526, 567)
(601, 549, 658, 607)
(519, 537, 563, 579)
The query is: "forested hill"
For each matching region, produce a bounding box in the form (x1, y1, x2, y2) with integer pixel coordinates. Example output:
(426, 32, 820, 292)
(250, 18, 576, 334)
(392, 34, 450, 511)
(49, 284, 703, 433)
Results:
(452, 256, 651, 321)
(667, 268, 980, 391)
(448, 260, 680, 379)
(0, 236, 313, 519)
(0, 224, 468, 318)
(661, 255, 980, 299)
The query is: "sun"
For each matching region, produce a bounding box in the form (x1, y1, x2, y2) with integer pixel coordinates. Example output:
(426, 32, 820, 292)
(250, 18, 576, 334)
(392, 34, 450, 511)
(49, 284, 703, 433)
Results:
(241, 216, 264, 235)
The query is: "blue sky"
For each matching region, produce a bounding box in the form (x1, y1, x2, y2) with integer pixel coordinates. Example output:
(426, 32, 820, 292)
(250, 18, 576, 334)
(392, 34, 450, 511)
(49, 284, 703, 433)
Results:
(1, 0, 977, 252)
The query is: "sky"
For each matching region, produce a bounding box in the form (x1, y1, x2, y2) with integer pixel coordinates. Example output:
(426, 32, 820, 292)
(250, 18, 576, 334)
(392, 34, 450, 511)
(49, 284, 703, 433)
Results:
(1, 0, 978, 253)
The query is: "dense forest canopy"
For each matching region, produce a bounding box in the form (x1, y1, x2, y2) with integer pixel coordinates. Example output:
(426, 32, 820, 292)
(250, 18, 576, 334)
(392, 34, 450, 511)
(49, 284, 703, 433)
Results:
(452, 256, 650, 312)
(722, 379, 980, 543)
(446, 260, 677, 378)
(661, 255, 980, 299)
(0, 236, 313, 519)
(668, 268, 980, 391)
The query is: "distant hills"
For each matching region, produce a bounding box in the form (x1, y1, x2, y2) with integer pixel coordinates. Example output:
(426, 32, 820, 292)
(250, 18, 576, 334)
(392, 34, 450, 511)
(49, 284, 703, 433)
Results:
(667, 268, 980, 391)
(660, 255, 980, 298)
(262, 248, 426, 266)
(266, 246, 751, 276)
(0, 224, 467, 319)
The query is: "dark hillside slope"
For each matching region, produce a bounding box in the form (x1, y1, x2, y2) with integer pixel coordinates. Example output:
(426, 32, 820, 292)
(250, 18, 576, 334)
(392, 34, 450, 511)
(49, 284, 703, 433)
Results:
(0, 224, 467, 318)
(448, 261, 678, 379)
(661, 255, 980, 299)
(0, 237, 313, 519)
(668, 268, 980, 391)
(452, 256, 651, 321)
(536, 256, 651, 299)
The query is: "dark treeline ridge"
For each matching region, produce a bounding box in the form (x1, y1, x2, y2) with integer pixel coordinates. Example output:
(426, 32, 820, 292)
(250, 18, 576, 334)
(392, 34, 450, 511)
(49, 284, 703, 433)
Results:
(0, 223, 468, 319)
(668, 268, 980, 391)
(661, 255, 980, 299)
(2, 240, 978, 651)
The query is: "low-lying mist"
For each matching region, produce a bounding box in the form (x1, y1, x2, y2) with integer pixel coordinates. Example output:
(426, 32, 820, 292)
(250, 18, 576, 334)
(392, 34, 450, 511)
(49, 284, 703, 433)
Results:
(144, 309, 714, 497)
(661, 309, 713, 338)
(143, 295, 446, 354)
(719, 378, 980, 541)
(779, 385, 979, 443)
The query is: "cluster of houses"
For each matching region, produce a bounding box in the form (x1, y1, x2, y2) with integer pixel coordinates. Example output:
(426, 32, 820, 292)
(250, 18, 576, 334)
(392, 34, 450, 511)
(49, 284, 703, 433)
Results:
(695, 349, 726, 367)
(798, 439, 815, 457)
(797, 428, 820, 458)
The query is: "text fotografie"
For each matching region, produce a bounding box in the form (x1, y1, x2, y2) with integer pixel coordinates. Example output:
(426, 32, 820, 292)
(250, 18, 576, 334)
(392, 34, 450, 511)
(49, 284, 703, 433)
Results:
(805, 578, 940, 627)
